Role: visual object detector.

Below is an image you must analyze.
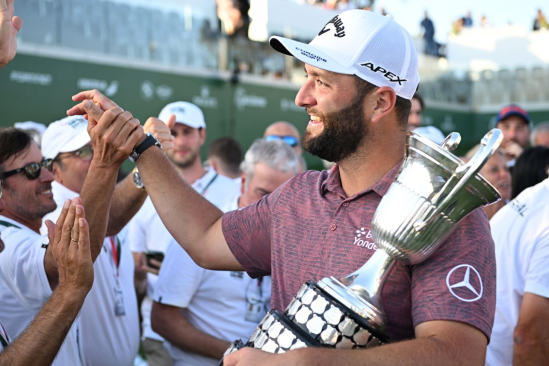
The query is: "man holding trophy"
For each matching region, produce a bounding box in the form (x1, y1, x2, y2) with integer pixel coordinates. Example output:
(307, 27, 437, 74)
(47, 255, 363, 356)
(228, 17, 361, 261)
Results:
(69, 10, 497, 366)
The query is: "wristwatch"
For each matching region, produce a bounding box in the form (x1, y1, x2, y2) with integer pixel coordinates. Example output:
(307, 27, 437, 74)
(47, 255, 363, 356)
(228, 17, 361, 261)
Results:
(129, 132, 161, 162)
(132, 167, 146, 191)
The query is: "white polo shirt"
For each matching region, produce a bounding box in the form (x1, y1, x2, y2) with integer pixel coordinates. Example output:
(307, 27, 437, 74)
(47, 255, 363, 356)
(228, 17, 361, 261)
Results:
(41, 181, 139, 366)
(486, 178, 549, 365)
(153, 187, 271, 366)
(127, 168, 240, 343)
(0, 216, 81, 366)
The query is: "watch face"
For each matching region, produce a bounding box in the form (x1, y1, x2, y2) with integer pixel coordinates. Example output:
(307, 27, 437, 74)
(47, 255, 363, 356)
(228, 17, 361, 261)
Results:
(133, 170, 144, 189)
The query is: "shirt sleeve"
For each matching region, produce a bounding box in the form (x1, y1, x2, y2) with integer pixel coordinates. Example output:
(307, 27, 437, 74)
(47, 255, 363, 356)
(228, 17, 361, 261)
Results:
(153, 241, 205, 308)
(0, 229, 52, 311)
(221, 181, 289, 279)
(410, 208, 496, 341)
(524, 234, 549, 298)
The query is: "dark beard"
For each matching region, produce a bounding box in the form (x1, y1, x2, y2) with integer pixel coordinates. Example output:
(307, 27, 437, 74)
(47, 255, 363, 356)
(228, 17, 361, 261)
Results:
(301, 93, 367, 162)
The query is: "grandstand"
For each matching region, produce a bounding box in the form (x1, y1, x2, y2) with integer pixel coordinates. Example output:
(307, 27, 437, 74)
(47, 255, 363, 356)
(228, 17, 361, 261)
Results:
(3, 0, 549, 158)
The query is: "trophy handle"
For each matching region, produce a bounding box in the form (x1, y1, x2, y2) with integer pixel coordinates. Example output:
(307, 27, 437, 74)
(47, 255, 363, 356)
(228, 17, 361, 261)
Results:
(441, 132, 461, 151)
(413, 129, 503, 231)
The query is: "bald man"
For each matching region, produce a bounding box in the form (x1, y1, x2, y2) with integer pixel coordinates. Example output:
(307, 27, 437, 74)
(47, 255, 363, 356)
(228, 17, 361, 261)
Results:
(263, 122, 306, 172)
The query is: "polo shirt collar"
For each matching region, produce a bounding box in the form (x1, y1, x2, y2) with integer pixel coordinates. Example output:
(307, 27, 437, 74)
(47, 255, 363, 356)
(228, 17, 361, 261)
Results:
(321, 160, 403, 199)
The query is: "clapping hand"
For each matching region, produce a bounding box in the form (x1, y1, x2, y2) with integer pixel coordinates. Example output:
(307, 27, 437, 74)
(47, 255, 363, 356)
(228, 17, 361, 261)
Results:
(0, 0, 22, 69)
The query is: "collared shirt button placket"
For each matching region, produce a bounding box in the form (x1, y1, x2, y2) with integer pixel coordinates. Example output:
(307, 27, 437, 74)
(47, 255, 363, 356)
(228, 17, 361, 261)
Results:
(330, 223, 337, 231)
(342, 202, 349, 207)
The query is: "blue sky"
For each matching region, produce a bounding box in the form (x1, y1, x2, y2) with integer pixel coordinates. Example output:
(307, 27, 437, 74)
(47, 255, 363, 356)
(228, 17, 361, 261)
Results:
(375, 0, 547, 43)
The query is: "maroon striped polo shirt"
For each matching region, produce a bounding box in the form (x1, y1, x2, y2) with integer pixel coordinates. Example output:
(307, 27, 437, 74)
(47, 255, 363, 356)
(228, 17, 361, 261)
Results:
(222, 163, 496, 341)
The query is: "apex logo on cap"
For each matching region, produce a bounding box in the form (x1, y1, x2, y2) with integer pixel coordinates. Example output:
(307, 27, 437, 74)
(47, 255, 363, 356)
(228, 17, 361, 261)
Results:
(62, 117, 87, 128)
(318, 15, 346, 38)
(359, 62, 407, 85)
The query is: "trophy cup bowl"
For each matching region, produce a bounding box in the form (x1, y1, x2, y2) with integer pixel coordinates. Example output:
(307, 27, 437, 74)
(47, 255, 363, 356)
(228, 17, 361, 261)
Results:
(220, 129, 503, 363)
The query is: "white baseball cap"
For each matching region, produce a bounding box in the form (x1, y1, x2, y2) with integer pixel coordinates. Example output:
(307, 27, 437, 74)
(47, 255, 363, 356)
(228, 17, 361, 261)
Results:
(158, 101, 206, 129)
(269, 10, 419, 100)
(41, 116, 91, 160)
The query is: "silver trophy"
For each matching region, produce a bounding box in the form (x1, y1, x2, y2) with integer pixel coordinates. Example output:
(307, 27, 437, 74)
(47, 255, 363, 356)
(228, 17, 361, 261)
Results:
(221, 129, 503, 361)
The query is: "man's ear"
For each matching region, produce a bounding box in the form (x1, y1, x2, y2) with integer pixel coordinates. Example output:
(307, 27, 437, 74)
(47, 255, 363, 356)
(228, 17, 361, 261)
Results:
(52, 162, 63, 185)
(240, 172, 246, 195)
(371, 87, 397, 124)
(199, 128, 206, 146)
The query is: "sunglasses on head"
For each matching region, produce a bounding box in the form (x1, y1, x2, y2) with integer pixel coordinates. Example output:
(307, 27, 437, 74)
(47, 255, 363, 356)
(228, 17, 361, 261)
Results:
(0, 158, 53, 181)
(265, 135, 299, 147)
(55, 145, 94, 162)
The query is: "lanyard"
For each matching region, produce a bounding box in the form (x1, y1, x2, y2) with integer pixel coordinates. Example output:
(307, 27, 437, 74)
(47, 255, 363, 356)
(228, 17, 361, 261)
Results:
(0, 323, 10, 348)
(200, 173, 218, 196)
(109, 236, 121, 276)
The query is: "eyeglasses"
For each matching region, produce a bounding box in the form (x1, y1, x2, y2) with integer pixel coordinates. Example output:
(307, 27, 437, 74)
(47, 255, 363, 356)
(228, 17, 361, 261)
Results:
(265, 135, 299, 147)
(0, 180, 2, 199)
(55, 145, 94, 162)
(0, 159, 53, 180)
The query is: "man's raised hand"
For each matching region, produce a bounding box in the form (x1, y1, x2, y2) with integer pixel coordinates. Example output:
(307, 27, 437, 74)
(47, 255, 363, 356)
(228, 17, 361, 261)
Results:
(45, 198, 94, 295)
(144, 114, 176, 152)
(68, 90, 144, 168)
(0, 0, 23, 69)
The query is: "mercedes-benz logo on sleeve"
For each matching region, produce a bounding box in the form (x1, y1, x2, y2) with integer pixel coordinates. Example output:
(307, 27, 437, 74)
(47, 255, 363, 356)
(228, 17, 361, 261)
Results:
(446, 264, 483, 302)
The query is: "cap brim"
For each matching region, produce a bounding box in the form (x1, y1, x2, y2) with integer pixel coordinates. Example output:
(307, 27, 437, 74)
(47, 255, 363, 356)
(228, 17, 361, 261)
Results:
(58, 130, 91, 154)
(269, 36, 353, 75)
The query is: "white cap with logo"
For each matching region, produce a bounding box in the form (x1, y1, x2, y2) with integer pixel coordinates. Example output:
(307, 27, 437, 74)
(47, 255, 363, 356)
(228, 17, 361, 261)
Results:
(158, 101, 206, 129)
(269, 10, 419, 100)
(41, 116, 91, 160)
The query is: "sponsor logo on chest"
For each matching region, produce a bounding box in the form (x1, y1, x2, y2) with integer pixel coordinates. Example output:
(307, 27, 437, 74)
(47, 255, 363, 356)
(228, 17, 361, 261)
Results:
(353, 227, 378, 250)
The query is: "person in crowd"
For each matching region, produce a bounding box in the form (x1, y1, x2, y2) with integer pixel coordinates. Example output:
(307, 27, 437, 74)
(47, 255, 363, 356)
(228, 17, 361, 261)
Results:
(0, 0, 22, 69)
(407, 93, 424, 131)
(463, 11, 473, 27)
(70, 9, 496, 365)
(207, 136, 243, 179)
(493, 104, 532, 166)
(151, 139, 298, 366)
(530, 122, 549, 147)
(130, 101, 240, 366)
(14, 122, 47, 147)
(39, 115, 150, 366)
(0, 110, 145, 366)
(420, 11, 437, 56)
(486, 173, 549, 365)
(263, 121, 307, 172)
(533, 8, 548, 31)
(511, 146, 549, 199)
(0, 178, 93, 365)
(465, 146, 511, 220)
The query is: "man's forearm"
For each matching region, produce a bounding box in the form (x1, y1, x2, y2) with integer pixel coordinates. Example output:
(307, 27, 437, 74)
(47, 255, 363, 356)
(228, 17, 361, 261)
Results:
(152, 304, 230, 359)
(276, 336, 484, 366)
(80, 162, 119, 260)
(0, 285, 86, 366)
(135, 147, 224, 264)
(106, 175, 147, 236)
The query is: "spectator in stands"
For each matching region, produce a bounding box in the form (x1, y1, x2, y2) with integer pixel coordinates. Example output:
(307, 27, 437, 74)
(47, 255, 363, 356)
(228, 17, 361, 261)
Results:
(151, 139, 298, 366)
(39, 115, 153, 366)
(486, 173, 549, 365)
(531, 122, 549, 147)
(466, 146, 511, 219)
(463, 11, 473, 27)
(533, 9, 548, 31)
(407, 93, 424, 131)
(208, 136, 243, 179)
(217, 0, 250, 38)
(511, 146, 549, 199)
(130, 101, 240, 366)
(264, 121, 307, 172)
(0, 131, 93, 365)
(0, 111, 144, 366)
(480, 15, 490, 27)
(420, 11, 437, 56)
(0, 0, 22, 69)
(493, 104, 532, 166)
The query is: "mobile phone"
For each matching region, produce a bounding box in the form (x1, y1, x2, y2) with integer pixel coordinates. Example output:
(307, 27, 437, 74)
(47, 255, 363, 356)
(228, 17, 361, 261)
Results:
(145, 251, 164, 270)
